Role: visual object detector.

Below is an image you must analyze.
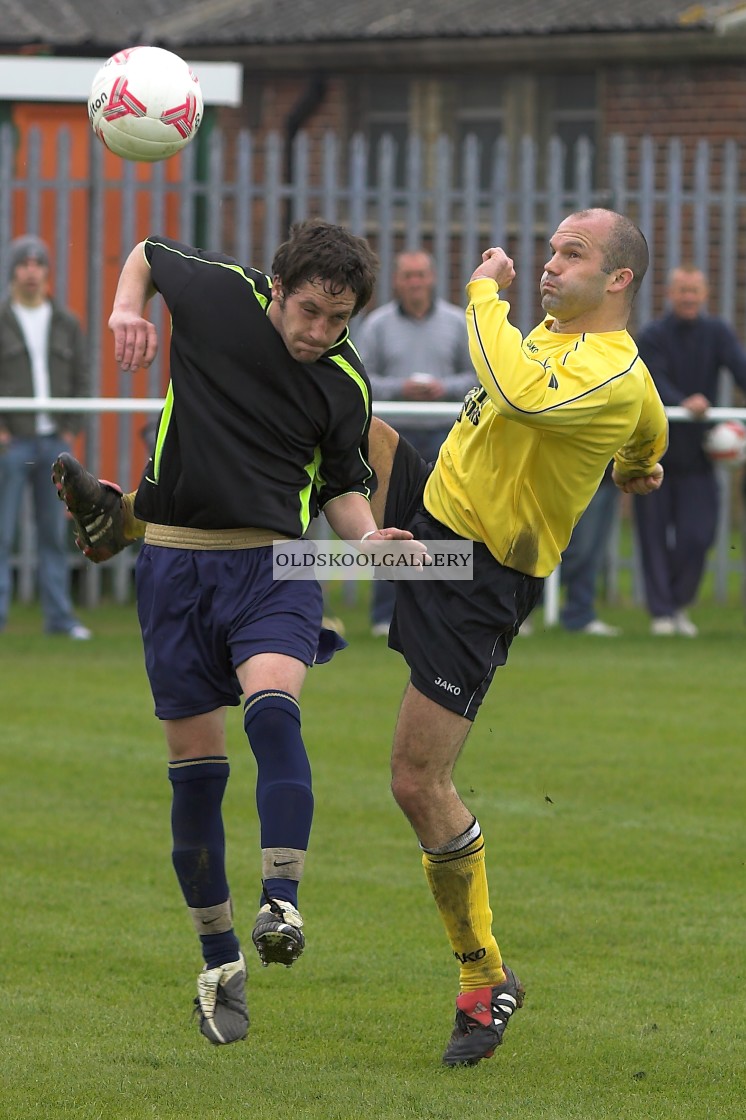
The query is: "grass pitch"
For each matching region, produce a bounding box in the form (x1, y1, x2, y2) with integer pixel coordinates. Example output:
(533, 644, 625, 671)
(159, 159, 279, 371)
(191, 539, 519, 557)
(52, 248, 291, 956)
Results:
(0, 587, 744, 1119)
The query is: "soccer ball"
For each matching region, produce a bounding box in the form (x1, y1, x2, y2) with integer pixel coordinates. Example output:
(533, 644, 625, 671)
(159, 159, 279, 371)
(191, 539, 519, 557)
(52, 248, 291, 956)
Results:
(702, 419, 746, 467)
(88, 46, 203, 162)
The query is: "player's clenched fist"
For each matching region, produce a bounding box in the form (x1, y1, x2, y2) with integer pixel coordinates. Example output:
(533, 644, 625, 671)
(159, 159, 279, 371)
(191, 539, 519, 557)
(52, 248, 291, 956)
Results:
(612, 462, 664, 495)
(469, 246, 515, 290)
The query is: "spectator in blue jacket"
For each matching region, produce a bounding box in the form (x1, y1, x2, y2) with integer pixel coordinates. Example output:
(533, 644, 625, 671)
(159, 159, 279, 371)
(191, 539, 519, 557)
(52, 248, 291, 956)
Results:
(634, 265, 746, 635)
(559, 464, 621, 636)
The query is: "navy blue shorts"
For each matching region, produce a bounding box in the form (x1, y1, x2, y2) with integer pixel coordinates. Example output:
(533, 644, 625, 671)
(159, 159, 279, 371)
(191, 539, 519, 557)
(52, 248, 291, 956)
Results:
(385, 437, 543, 720)
(136, 544, 344, 720)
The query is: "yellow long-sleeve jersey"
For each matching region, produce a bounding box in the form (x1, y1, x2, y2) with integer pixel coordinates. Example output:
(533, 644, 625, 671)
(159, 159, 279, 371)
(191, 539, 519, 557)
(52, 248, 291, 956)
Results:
(424, 278, 668, 577)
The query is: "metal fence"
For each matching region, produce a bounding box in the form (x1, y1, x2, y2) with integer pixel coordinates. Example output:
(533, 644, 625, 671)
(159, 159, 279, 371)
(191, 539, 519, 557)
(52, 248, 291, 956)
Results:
(5, 126, 746, 326)
(1, 123, 745, 607)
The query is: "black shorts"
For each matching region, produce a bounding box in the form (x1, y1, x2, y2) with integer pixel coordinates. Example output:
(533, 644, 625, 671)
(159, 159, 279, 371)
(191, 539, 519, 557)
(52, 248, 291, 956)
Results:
(384, 436, 543, 721)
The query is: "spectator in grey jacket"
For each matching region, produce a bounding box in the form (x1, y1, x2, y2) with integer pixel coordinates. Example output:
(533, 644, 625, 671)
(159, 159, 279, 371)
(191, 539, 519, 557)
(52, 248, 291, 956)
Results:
(355, 250, 475, 635)
(0, 235, 91, 638)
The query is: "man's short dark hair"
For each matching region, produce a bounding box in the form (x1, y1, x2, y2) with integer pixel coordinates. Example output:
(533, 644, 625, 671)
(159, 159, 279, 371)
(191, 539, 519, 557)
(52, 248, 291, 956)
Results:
(592, 209, 649, 301)
(271, 219, 378, 316)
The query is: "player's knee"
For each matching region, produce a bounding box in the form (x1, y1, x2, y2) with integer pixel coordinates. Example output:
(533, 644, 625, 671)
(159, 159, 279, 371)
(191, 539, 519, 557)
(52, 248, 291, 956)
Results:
(390, 767, 427, 821)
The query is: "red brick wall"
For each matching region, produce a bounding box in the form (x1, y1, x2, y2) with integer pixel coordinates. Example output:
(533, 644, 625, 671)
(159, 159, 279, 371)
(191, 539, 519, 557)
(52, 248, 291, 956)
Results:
(604, 63, 746, 142)
(603, 62, 746, 326)
(210, 63, 746, 326)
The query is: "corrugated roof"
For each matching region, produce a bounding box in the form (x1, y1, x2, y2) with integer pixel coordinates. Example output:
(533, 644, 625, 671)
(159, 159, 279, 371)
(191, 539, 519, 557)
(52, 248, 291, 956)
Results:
(145, 0, 720, 46)
(0, 0, 736, 49)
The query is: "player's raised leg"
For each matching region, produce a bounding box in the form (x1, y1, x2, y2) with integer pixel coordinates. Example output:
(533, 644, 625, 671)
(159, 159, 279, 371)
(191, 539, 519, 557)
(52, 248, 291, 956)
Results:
(51, 452, 144, 562)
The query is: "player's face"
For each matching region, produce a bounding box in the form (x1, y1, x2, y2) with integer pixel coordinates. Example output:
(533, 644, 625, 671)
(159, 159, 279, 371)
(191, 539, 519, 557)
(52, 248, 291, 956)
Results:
(269, 278, 357, 362)
(540, 215, 615, 323)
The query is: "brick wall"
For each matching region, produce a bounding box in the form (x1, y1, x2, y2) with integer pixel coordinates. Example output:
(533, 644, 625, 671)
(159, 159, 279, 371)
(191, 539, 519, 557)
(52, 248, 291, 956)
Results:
(210, 62, 746, 330)
(604, 62, 746, 144)
(603, 62, 746, 327)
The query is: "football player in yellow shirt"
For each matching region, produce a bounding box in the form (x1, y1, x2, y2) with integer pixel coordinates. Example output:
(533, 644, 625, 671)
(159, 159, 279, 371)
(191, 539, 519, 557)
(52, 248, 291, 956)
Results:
(365, 207, 666, 1066)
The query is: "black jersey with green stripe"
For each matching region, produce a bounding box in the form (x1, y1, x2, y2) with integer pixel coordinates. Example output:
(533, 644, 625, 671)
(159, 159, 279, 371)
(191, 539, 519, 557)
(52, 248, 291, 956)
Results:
(133, 235, 375, 535)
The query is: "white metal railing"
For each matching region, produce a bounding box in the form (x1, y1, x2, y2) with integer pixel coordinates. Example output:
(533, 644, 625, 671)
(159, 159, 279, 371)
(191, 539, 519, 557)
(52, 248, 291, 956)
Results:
(3, 399, 746, 421)
(5, 399, 744, 620)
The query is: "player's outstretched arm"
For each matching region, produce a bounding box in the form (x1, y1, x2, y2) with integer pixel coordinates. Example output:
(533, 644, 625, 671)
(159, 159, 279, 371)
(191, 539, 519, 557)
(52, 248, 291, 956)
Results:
(324, 491, 428, 565)
(51, 453, 145, 563)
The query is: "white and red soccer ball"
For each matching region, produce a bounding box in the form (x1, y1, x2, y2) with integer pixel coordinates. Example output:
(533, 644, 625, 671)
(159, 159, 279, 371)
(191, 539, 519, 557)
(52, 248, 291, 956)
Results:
(702, 419, 746, 467)
(88, 46, 203, 163)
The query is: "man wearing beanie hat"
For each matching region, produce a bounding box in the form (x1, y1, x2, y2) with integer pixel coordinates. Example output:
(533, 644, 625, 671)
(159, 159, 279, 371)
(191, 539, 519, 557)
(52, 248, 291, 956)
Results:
(7, 235, 50, 275)
(0, 234, 91, 638)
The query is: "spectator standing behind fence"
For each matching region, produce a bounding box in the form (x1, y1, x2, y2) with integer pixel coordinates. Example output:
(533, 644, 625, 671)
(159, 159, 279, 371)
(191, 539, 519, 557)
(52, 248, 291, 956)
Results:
(0, 236, 91, 639)
(559, 464, 621, 636)
(354, 250, 475, 636)
(634, 264, 746, 636)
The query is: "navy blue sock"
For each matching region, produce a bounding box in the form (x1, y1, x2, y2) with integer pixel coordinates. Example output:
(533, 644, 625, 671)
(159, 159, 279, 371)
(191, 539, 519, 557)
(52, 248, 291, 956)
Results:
(244, 690, 313, 908)
(169, 755, 240, 967)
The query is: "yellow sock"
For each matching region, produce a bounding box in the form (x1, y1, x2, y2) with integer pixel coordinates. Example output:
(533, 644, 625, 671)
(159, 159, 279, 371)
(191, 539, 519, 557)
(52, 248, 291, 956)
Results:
(422, 830, 505, 992)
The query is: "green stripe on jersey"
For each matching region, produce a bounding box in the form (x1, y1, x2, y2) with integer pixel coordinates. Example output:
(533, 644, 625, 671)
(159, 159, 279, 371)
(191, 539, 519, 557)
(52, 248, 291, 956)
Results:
(149, 382, 174, 483)
(327, 352, 374, 494)
(149, 239, 270, 308)
(299, 446, 323, 533)
(329, 352, 370, 416)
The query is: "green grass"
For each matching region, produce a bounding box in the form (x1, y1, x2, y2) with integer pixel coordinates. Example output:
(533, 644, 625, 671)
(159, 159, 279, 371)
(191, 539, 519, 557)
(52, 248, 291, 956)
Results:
(1, 585, 744, 1119)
